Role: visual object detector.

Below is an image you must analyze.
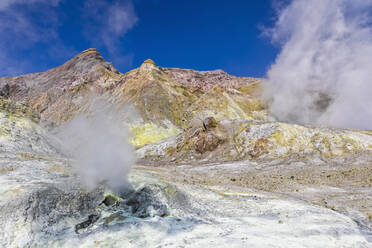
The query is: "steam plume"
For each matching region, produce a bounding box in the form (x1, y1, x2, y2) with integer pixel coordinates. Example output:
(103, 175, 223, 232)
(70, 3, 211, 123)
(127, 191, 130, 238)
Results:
(264, 0, 372, 130)
(57, 98, 136, 192)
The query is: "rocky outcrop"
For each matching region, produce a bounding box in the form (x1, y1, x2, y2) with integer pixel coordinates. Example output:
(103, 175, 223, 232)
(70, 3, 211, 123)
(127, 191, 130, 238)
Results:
(0, 48, 124, 123)
(138, 118, 372, 163)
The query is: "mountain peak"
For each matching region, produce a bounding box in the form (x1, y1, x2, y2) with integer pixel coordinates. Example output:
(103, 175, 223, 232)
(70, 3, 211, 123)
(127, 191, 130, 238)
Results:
(77, 48, 101, 57)
(0, 48, 120, 105)
(142, 59, 156, 66)
(59, 48, 119, 75)
(140, 58, 157, 72)
(65, 48, 105, 67)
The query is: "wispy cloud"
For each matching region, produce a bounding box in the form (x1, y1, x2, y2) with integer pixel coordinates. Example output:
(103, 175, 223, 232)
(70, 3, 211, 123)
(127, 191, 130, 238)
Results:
(264, 0, 372, 130)
(0, 0, 72, 75)
(0, 0, 139, 76)
(83, 0, 138, 65)
(0, 0, 60, 10)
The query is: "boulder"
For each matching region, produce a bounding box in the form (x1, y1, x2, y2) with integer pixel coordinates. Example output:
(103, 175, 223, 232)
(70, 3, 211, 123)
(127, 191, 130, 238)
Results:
(203, 116, 218, 131)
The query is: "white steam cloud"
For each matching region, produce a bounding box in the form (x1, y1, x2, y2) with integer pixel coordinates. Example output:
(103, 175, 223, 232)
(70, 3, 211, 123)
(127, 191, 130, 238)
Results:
(57, 98, 136, 192)
(264, 0, 372, 130)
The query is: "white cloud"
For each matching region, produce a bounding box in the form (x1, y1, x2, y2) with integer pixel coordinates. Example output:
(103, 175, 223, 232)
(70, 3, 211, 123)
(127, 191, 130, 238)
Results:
(107, 2, 138, 36)
(0, 0, 66, 75)
(83, 0, 138, 54)
(0, 0, 138, 76)
(0, 0, 60, 10)
(264, 0, 372, 130)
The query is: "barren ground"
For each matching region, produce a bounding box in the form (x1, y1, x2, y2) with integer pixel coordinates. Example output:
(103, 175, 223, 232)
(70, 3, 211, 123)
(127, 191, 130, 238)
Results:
(136, 153, 372, 241)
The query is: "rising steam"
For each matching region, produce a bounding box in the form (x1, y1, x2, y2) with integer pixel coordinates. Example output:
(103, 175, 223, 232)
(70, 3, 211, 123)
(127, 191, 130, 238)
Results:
(264, 0, 372, 130)
(57, 98, 136, 192)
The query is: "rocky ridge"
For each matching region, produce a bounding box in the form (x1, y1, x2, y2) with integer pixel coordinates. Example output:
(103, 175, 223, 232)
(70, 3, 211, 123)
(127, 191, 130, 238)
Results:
(138, 118, 372, 163)
(0, 49, 265, 146)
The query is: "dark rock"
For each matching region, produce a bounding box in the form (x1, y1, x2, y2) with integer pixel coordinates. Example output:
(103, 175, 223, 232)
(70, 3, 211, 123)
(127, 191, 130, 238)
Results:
(102, 194, 118, 207)
(124, 186, 168, 218)
(75, 214, 100, 233)
(25, 186, 103, 232)
(0, 84, 10, 98)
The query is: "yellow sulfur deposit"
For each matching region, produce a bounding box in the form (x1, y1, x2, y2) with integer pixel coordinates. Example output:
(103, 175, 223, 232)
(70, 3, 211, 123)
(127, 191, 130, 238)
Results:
(129, 123, 181, 147)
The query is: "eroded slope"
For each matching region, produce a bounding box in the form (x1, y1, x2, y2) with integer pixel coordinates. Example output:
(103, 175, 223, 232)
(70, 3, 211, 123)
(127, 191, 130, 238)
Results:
(0, 49, 265, 146)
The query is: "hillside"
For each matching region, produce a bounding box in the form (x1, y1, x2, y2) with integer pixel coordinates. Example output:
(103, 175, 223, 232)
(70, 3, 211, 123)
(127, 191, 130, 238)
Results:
(0, 49, 371, 246)
(0, 49, 265, 146)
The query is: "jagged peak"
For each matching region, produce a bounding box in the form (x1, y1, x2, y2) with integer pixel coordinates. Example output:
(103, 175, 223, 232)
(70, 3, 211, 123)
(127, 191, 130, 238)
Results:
(77, 48, 101, 57)
(58, 48, 119, 74)
(139, 58, 158, 72)
(69, 48, 104, 64)
(142, 59, 156, 66)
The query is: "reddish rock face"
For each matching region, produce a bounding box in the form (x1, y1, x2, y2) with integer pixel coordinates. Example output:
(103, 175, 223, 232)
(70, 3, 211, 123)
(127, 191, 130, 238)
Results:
(194, 131, 222, 154)
(0, 48, 119, 101)
(191, 118, 224, 154)
(163, 68, 260, 91)
(0, 48, 125, 123)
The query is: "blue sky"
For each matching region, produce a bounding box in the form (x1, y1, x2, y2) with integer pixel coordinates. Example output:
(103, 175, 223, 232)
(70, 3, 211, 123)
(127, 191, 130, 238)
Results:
(0, 0, 280, 77)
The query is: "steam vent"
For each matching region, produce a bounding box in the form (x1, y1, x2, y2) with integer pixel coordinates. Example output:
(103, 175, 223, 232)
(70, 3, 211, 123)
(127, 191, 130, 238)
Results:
(0, 48, 371, 247)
